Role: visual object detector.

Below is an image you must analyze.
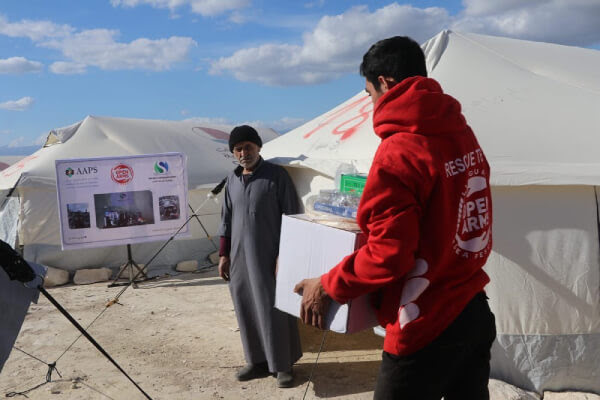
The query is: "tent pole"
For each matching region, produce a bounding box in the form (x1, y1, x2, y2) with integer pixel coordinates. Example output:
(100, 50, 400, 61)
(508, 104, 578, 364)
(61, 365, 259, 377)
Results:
(0, 175, 21, 211)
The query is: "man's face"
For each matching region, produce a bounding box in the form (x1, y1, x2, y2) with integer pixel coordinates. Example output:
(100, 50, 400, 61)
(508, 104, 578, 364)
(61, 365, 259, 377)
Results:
(365, 79, 385, 105)
(233, 141, 261, 170)
(365, 76, 396, 105)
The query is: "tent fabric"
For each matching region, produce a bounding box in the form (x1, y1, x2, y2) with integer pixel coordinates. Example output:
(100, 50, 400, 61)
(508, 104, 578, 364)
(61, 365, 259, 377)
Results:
(0, 115, 279, 192)
(261, 31, 600, 394)
(492, 334, 600, 393)
(0, 157, 23, 171)
(0, 115, 279, 271)
(262, 92, 375, 179)
(425, 31, 600, 186)
(487, 185, 600, 393)
(487, 186, 599, 336)
(262, 30, 600, 187)
(0, 196, 19, 248)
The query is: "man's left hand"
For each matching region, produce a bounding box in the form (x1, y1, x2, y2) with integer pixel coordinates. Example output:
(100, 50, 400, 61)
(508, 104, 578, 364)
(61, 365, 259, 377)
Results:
(294, 277, 331, 330)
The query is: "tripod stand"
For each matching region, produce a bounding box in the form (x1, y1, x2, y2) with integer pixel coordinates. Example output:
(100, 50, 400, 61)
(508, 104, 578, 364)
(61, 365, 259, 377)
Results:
(108, 244, 148, 287)
(106, 178, 226, 289)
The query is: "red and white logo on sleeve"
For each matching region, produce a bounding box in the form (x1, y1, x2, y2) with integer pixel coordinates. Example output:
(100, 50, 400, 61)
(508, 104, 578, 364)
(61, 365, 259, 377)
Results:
(398, 258, 430, 329)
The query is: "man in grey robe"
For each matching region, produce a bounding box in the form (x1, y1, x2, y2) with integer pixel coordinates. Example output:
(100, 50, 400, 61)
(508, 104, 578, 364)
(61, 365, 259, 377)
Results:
(217, 125, 302, 388)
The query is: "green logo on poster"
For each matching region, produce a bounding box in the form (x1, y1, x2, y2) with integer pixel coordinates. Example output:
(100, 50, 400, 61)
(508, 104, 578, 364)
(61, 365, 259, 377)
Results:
(65, 167, 74, 177)
(154, 161, 169, 174)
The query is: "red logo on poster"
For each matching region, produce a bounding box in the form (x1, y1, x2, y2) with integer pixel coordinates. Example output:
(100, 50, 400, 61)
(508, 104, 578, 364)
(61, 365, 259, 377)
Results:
(111, 164, 133, 184)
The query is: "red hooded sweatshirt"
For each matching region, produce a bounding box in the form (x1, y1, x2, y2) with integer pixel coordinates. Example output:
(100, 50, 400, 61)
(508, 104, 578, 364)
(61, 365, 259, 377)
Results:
(321, 76, 492, 356)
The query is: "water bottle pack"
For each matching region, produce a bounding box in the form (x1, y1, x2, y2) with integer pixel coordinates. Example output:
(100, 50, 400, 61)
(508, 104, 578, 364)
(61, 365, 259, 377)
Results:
(310, 189, 360, 219)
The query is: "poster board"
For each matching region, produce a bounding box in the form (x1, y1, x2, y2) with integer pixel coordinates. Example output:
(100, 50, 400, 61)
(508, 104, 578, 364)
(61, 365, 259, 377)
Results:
(55, 153, 189, 250)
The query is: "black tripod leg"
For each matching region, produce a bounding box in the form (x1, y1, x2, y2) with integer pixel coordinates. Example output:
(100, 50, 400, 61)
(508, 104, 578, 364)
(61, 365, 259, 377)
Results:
(37, 286, 153, 400)
(108, 245, 147, 287)
(108, 262, 130, 287)
(131, 260, 147, 278)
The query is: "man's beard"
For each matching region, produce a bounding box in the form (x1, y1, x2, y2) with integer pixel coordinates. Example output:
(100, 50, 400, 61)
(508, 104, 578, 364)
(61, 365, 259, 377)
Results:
(240, 156, 259, 169)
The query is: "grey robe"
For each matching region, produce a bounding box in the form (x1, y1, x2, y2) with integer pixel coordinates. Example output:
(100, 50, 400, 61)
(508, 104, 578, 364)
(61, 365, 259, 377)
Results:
(218, 159, 302, 372)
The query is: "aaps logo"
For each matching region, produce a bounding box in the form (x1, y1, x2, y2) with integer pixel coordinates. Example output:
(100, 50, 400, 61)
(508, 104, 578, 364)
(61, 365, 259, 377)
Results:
(154, 161, 169, 174)
(65, 166, 97, 177)
(111, 163, 134, 185)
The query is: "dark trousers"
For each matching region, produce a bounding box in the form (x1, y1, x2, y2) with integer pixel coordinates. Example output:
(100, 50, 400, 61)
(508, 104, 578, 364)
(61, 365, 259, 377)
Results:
(373, 292, 496, 400)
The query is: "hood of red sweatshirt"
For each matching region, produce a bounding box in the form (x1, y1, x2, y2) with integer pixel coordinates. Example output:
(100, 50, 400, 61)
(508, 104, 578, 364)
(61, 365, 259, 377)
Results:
(373, 76, 467, 140)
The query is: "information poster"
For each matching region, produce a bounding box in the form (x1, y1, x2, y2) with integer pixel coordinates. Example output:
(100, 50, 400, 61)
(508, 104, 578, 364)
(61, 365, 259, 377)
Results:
(55, 153, 189, 250)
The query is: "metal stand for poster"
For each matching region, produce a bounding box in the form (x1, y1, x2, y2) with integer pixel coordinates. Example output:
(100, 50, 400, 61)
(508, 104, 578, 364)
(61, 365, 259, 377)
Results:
(106, 178, 226, 290)
(108, 244, 148, 287)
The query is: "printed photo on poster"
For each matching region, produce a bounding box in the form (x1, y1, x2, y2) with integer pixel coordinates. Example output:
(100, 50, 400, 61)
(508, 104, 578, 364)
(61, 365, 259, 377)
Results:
(67, 203, 90, 229)
(94, 190, 155, 229)
(159, 195, 180, 221)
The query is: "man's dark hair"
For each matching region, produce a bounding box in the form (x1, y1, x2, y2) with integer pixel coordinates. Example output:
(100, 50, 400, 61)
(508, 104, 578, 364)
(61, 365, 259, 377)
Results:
(359, 36, 427, 90)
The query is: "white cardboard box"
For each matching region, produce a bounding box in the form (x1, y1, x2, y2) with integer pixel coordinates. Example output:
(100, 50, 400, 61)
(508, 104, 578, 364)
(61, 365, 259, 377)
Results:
(275, 214, 378, 334)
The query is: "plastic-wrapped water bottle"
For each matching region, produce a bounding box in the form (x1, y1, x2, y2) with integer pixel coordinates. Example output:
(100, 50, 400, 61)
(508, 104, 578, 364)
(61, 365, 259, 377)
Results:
(309, 189, 359, 219)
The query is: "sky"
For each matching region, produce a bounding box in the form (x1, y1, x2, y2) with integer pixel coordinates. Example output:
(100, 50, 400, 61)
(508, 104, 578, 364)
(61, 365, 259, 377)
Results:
(1, 0, 599, 152)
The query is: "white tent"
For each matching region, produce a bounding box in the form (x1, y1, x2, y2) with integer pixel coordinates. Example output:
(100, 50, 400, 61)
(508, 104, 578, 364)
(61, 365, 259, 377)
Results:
(0, 115, 279, 271)
(262, 30, 600, 394)
(0, 156, 23, 171)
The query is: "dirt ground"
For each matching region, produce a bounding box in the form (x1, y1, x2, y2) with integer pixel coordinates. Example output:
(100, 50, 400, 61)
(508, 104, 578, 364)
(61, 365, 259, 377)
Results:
(0, 267, 384, 400)
(3, 266, 597, 400)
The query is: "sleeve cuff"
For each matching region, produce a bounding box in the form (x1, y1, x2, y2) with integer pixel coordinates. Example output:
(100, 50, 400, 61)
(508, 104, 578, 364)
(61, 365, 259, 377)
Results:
(219, 236, 231, 257)
(320, 271, 346, 304)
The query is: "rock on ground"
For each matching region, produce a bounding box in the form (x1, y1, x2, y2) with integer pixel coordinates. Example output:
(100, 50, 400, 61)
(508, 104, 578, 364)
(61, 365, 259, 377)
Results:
(489, 379, 540, 399)
(176, 260, 198, 272)
(43, 266, 70, 287)
(73, 267, 112, 285)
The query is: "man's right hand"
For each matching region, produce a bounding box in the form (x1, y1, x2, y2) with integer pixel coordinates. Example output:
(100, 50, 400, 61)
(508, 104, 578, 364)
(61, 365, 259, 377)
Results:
(294, 277, 331, 330)
(218, 256, 230, 281)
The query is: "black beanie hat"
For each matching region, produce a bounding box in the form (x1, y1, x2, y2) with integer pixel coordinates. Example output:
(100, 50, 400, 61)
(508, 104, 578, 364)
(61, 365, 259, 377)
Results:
(229, 125, 262, 152)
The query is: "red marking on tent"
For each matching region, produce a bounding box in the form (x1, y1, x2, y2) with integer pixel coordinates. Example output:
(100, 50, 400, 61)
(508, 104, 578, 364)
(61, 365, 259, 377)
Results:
(303, 95, 371, 141)
(192, 127, 230, 141)
(1, 155, 39, 178)
(332, 100, 373, 140)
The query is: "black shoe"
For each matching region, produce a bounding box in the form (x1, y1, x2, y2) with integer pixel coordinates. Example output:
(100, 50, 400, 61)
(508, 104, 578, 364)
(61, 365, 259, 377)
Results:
(276, 371, 294, 388)
(236, 362, 270, 381)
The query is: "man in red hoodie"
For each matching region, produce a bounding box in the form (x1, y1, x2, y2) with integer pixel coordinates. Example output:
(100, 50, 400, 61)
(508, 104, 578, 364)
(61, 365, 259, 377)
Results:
(294, 36, 496, 399)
